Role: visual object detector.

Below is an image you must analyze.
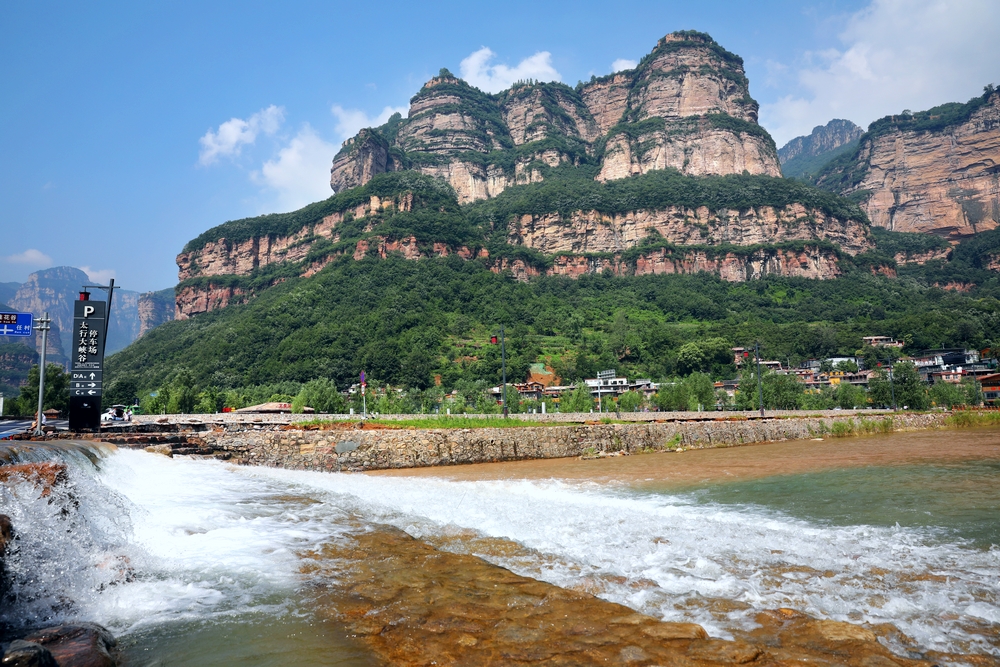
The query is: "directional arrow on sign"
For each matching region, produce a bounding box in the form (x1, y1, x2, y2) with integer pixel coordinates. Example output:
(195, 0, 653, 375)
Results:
(87, 390, 97, 395)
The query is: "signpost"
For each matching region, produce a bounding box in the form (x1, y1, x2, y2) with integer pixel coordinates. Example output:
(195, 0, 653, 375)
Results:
(0, 312, 33, 337)
(360, 371, 367, 419)
(69, 297, 106, 430)
(1, 311, 44, 433)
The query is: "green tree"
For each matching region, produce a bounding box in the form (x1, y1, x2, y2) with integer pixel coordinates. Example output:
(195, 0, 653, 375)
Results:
(763, 373, 804, 410)
(835, 381, 866, 409)
(869, 362, 926, 409)
(292, 378, 346, 414)
(12, 363, 70, 416)
(194, 386, 224, 414)
(683, 373, 716, 410)
(166, 369, 198, 414)
(802, 386, 836, 410)
(617, 390, 644, 412)
(675, 338, 732, 377)
(562, 382, 594, 412)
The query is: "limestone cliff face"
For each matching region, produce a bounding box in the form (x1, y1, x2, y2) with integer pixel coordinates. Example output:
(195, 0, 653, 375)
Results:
(491, 245, 842, 282)
(819, 91, 1000, 240)
(597, 123, 779, 181)
(499, 84, 600, 144)
(330, 129, 398, 194)
(328, 31, 780, 203)
(138, 289, 176, 336)
(507, 204, 871, 256)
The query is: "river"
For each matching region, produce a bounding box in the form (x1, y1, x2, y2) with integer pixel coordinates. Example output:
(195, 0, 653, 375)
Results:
(1, 428, 998, 665)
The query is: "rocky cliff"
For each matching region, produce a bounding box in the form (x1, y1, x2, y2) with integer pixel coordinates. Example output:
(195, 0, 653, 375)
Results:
(138, 289, 176, 336)
(174, 166, 871, 318)
(815, 90, 1000, 240)
(330, 31, 779, 203)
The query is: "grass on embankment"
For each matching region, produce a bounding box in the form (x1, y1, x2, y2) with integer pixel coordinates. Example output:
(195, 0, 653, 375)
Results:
(944, 411, 1000, 428)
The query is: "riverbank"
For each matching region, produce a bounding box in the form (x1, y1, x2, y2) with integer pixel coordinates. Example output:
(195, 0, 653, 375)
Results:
(10, 412, 951, 471)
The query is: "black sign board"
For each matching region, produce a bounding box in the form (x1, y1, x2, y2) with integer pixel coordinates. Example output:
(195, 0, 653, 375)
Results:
(69, 300, 106, 431)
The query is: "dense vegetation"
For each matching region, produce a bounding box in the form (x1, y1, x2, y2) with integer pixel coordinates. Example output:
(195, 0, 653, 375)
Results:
(107, 251, 1000, 411)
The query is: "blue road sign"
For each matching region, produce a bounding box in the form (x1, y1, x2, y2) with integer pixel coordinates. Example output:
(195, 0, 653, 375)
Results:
(0, 312, 33, 337)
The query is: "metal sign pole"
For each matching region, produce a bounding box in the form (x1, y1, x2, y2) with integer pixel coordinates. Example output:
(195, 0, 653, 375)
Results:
(34, 312, 51, 436)
(500, 324, 508, 418)
(755, 341, 765, 418)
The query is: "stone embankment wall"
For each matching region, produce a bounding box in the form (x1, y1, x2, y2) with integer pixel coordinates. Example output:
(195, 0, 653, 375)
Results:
(131, 408, 893, 427)
(199, 413, 946, 473)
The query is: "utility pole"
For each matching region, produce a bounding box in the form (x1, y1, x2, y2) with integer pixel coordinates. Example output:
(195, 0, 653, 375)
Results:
(34, 312, 51, 436)
(888, 353, 897, 411)
(500, 324, 508, 418)
(755, 340, 765, 418)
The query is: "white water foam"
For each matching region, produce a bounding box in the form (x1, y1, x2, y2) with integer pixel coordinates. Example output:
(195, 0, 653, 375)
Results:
(4, 450, 998, 657)
(243, 466, 1000, 657)
(1, 450, 346, 634)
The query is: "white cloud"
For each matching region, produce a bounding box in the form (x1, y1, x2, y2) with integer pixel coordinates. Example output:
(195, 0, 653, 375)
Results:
(760, 0, 1000, 146)
(331, 104, 408, 143)
(611, 58, 637, 72)
(459, 47, 561, 93)
(4, 249, 53, 268)
(251, 125, 337, 212)
(78, 266, 116, 284)
(199, 105, 285, 165)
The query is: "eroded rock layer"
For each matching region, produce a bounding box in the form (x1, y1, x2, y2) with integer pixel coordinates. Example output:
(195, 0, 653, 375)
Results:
(819, 91, 1000, 240)
(329, 31, 780, 203)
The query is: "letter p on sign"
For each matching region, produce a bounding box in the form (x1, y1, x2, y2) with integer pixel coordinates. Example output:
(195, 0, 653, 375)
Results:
(83, 305, 95, 317)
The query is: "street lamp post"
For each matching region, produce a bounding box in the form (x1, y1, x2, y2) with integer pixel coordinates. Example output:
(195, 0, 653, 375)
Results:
(34, 312, 51, 436)
(755, 341, 765, 418)
(500, 324, 508, 418)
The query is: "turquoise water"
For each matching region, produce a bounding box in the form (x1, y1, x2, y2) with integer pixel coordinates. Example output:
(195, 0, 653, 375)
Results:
(675, 459, 1000, 549)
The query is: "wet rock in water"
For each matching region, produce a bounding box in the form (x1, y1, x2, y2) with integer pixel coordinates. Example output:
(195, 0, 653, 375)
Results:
(22, 624, 117, 667)
(0, 514, 12, 599)
(303, 524, 944, 666)
(0, 640, 58, 667)
(0, 463, 69, 498)
(142, 444, 173, 457)
(0, 515, 11, 558)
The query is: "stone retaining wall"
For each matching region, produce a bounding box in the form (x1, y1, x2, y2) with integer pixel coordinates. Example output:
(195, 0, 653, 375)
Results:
(130, 408, 897, 427)
(204, 413, 947, 472)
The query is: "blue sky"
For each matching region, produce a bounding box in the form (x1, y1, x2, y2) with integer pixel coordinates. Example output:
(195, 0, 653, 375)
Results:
(2, 0, 998, 292)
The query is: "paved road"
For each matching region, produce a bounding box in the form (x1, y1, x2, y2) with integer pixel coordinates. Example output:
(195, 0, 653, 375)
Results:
(0, 419, 69, 439)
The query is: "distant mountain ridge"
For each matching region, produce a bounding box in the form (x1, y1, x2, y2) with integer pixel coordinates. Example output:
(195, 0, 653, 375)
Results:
(1, 267, 175, 366)
(778, 119, 863, 179)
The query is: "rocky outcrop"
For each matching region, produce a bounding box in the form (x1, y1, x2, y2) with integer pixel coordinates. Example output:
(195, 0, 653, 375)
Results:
(597, 122, 779, 181)
(330, 129, 398, 194)
(894, 247, 953, 265)
(137, 289, 175, 337)
(328, 32, 780, 203)
(493, 244, 844, 282)
(508, 204, 870, 256)
(819, 91, 1000, 240)
(779, 119, 863, 164)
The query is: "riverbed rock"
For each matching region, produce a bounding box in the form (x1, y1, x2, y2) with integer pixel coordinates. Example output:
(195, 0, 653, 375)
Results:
(142, 444, 173, 457)
(22, 624, 117, 667)
(0, 463, 68, 498)
(0, 640, 58, 667)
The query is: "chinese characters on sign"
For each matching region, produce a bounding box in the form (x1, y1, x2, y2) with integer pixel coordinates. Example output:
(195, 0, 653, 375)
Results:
(71, 301, 106, 397)
(0, 312, 33, 337)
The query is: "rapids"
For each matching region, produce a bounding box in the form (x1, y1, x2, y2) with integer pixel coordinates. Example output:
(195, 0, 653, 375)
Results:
(1, 430, 998, 663)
